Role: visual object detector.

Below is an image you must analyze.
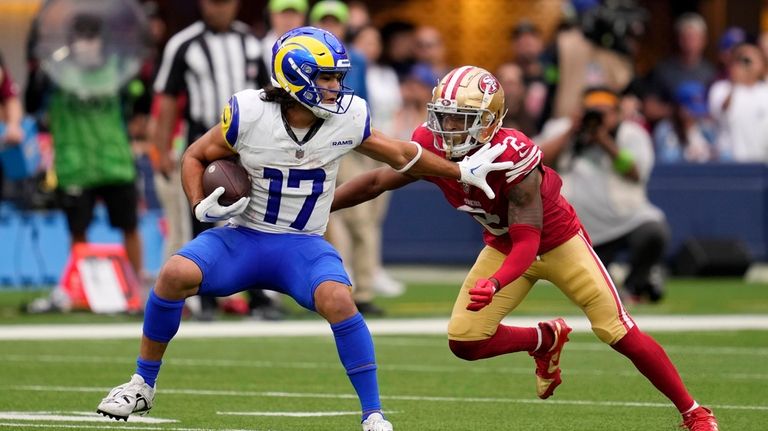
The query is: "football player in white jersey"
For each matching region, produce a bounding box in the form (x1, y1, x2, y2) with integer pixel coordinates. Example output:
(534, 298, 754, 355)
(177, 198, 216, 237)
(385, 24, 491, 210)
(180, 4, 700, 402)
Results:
(97, 27, 513, 431)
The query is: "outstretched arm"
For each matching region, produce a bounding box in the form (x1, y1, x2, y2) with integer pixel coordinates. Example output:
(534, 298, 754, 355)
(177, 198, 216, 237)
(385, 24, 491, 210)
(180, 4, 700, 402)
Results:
(357, 129, 514, 199)
(356, 129, 459, 178)
(467, 169, 544, 312)
(332, 167, 417, 212)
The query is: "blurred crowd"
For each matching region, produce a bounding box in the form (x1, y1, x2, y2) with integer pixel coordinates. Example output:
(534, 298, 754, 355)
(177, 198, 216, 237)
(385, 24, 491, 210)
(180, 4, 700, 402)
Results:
(1, 0, 767, 313)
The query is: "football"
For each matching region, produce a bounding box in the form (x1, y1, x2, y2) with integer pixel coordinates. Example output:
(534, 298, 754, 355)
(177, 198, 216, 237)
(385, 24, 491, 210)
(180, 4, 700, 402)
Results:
(202, 159, 251, 206)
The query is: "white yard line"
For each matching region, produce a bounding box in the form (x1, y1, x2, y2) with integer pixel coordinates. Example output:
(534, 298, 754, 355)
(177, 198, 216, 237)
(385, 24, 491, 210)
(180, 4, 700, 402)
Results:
(0, 424, 259, 431)
(7, 386, 768, 412)
(1, 315, 768, 340)
(0, 411, 175, 423)
(217, 411, 361, 417)
(2, 351, 767, 381)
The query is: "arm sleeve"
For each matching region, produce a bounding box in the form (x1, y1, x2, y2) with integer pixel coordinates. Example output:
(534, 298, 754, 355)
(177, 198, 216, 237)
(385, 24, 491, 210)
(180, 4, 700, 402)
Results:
(491, 224, 541, 288)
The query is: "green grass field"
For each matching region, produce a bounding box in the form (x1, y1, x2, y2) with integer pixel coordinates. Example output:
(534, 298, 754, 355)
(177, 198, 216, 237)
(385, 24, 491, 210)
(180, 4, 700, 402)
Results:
(1, 277, 767, 430)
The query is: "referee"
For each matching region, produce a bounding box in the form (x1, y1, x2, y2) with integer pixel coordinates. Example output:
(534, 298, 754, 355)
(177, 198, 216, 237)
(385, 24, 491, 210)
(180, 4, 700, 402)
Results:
(151, 0, 278, 320)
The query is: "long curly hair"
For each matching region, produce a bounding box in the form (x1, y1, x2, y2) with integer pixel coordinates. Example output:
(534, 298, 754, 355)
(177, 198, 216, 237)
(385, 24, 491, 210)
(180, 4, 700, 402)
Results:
(260, 86, 299, 110)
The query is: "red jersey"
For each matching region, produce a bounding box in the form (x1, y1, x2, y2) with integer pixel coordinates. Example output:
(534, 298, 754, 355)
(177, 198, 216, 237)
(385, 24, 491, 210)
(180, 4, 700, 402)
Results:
(412, 125, 584, 255)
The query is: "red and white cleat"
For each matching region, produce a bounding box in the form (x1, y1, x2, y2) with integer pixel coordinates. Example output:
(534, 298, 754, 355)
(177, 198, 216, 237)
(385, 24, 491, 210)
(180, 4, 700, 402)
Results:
(681, 406, 719, 431)
(530, 317, 572, 399)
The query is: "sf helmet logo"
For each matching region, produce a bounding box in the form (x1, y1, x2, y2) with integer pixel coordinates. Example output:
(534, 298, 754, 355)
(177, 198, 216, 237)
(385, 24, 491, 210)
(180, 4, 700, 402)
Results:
(478, 73, 499, 94)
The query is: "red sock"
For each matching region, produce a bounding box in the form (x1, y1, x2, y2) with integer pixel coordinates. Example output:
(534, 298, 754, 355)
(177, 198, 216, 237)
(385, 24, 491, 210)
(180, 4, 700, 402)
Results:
(449, 325, 538, 361)
(611, 326, 694, 412)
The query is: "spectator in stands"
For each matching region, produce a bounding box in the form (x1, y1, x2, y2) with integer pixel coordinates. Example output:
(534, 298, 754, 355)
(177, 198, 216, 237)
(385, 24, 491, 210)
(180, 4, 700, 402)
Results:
(537, 87, 669, 303)
(310, 0, 367, 100)
(509, 20, 548, 133)
(391, 63, 437, 141)
(352, 26, 401, 137)
(715, 27, 747, 81)
(653, 80, 716, 163)
(760, 32, 768, 78)
(25, 12, 144, 278)
(261, 0, 308, 74)
(380, 21, 417, 82)
(649, 13, 715, 98)
(347, 0, 370, 35)
(496, 62, 537, 137)
(510, 20, 545, 86)
(414, 26, 451, 80)
(708, 42, 768, 163)
(152, 0, 281, 321)
(631, 78, 673, 133)
(0, 52, 24, 198)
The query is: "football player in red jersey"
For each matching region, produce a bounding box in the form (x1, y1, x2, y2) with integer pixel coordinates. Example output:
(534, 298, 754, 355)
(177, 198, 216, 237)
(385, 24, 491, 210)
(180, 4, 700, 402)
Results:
(332, 66, 719, 431)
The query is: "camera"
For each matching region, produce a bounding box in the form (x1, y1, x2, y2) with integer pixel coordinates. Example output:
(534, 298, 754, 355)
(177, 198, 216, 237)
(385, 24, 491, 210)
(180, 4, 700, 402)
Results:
(581, 109, 604, 133)
(573, 109, 604, 154)
(578, 0, 648, 56)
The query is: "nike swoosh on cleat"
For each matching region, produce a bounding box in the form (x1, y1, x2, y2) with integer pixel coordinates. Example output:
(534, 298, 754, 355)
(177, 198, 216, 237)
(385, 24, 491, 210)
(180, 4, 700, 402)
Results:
(548, 352, 561, 374)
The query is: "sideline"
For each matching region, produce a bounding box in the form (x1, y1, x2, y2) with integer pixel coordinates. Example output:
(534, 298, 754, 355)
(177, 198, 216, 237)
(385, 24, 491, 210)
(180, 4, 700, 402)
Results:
(1, 315, 768, 340)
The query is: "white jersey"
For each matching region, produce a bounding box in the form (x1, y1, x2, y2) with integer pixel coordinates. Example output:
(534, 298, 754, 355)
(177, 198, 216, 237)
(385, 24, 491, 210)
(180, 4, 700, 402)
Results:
(221, 89, 371, 235)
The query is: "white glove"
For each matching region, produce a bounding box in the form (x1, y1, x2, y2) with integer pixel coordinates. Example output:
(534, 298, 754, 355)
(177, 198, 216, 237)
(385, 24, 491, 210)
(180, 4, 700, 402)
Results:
(194, 186, 250, 223)
(457, 143, 515, 199)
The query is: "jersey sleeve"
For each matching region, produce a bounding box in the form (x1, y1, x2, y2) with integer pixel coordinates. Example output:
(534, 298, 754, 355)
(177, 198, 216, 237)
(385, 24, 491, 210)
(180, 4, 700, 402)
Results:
(221, 89, 265, 151)
(500, 130, 543, 191)
(348, 96, 371, 144)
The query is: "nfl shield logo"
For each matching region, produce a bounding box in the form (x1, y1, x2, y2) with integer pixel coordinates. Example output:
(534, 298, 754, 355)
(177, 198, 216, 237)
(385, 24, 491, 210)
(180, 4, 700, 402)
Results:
(295, 148, 305, 159)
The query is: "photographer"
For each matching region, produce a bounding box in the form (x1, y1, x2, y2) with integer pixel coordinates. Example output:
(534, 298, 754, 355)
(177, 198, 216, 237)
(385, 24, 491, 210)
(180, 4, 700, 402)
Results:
(537, 87, 669, 303)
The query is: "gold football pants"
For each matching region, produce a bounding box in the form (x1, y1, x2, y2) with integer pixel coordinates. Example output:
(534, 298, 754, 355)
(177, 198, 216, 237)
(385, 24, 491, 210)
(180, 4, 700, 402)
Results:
(448, 232, 635, 345)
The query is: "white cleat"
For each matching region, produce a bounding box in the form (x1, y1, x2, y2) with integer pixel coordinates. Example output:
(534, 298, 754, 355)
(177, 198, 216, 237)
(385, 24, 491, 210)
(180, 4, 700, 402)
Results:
(96, 374, 155, 421)
(362, 412, 393, 431)
(372, 270, 405, 298)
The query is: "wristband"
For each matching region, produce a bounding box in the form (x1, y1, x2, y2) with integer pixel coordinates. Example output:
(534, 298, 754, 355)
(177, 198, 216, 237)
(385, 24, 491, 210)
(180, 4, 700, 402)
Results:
(394, 141, 423, 173)
(613, 149, 634, 174)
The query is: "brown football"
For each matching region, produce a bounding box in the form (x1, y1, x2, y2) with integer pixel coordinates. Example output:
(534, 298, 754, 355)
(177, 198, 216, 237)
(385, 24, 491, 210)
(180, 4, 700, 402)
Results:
(202, 159, 251, 206)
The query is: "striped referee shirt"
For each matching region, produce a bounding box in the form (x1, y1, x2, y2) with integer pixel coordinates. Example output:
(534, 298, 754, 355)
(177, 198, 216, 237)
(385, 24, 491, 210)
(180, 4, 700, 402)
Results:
(153, 20, 268, 141)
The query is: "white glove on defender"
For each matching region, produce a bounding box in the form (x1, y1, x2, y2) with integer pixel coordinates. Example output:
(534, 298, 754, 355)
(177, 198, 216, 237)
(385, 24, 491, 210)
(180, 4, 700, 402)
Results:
(194, 186, 250, 223)
(457, 143, 515, 200)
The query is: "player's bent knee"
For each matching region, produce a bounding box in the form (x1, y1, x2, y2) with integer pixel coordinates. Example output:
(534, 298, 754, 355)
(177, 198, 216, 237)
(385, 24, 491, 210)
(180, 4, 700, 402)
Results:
(314, 281, 355, 322)
(155, 255, 203, 300)
(592, 325, 626, 345)
(447, 315, 493, 340)
(448, 339, 487, 361)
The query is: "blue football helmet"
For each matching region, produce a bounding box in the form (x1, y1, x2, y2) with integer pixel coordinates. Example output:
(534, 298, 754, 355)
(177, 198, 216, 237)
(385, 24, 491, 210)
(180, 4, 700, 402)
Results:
(272, 26, 354, 119)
